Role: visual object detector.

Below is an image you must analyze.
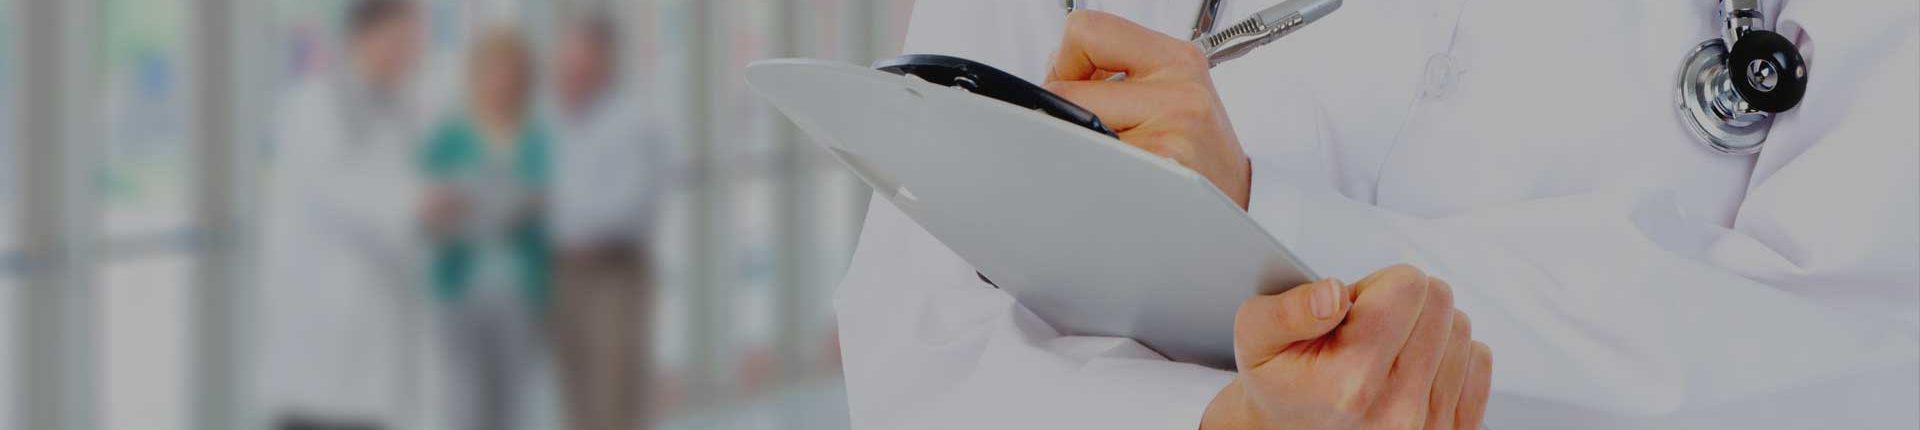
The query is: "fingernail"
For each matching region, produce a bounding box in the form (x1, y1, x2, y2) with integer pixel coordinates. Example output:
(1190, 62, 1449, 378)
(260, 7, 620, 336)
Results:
(1311, 278, 1340, 319)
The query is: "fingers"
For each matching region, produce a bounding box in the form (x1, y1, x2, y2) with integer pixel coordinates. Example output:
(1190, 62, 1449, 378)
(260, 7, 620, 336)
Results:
(1426, 310, 1474, 430)
(1454, 342, 1493, 430)
(1043, 80, 1180, 130)
(1374, 276, 1456, 426)
(1048, 10, 1208, 83)
(1332, 264, 1432, 362)
(1233, 278, 1351, 368)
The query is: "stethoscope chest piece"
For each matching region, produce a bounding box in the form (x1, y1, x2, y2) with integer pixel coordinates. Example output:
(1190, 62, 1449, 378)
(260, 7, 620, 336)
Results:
(1675, 0, 1808, 155)
(1677, 39, 1771, 154)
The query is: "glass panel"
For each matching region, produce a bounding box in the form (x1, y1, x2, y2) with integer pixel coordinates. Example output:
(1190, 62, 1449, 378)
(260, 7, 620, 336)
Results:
(649, 1, 913, 428)
(0, 0, 14, 252)
(650, 186, 696, 411)
(720, 0, 780, 160)
(718, 0, 778, 401)
(728, 175, 776, 386)
(1, 0, 19, 426)
(98, 256, 194, 430)
(99, 0, 192, 237)
(95, 0, 194, 429)
(0, 279, 13, 427)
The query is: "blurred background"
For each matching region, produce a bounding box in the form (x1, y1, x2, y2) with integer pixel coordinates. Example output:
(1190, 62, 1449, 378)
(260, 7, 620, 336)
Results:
(1, 0, 914, 429)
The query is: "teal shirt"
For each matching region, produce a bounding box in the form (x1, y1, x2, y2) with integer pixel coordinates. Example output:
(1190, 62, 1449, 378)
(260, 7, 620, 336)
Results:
(419, 114, 553, 310)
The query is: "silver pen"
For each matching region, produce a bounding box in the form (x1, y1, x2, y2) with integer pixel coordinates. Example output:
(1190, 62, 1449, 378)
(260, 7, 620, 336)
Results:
(1066, 0, 1226, 39)
(1106, 0, 1342, 80)
(1197, 0, 1341, 67)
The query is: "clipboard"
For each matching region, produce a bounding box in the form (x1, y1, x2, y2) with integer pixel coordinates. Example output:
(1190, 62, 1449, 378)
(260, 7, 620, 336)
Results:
(746, 57, 1316, 369)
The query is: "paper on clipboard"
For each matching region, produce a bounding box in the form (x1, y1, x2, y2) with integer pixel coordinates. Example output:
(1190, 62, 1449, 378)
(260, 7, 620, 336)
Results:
(745, 58, 1315, 368)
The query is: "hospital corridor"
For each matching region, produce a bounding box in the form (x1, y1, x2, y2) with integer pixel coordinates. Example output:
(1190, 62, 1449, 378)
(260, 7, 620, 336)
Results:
(1, 0, 914, 429)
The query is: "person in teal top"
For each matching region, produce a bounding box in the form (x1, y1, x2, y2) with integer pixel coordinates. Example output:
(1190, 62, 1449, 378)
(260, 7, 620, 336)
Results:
(416, 27, 550, 430)
(419, 113, 552, 310)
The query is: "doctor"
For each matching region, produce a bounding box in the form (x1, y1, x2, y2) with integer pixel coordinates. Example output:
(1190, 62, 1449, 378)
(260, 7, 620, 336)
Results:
(255, 0, 430, 428)
(836, 1, 1919, 429)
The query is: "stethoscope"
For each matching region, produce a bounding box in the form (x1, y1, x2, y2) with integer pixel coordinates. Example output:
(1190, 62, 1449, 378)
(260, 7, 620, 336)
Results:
(1676, 0, 1809, 155)
(1067, 0, 1811, 157)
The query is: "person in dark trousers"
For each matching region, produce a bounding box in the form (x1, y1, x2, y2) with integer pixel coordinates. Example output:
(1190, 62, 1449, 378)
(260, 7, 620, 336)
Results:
(547, 14, 663, 430)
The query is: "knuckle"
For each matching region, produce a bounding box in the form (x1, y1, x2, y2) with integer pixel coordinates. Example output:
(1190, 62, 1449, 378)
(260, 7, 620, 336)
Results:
(1172, 80, 1213, 100)
(1064, 9, 1097, 29)
(1233, 297, 1276, 333)
(1168, 106, 1208, 128)
(1170, 43, 1209, 69)
(1331, 377, 1380, 415)
(1384, 411, 1427, 430)
(1234, 300, 1259, 329)
(1427, 278, 1455, 309)
(1376, 264, 1429, 296)
(1453, 309, 1473, 336)
(1259, 294, 1290, 322)
(1383, 263, 1425, 281)
(1062, 11, 1106, 46)
(1167, 93, 1214, 122)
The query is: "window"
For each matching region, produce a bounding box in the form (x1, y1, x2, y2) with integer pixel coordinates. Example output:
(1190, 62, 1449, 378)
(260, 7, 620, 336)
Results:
(0, 0, 19, 424)
(645, 1, 914, 427)
(96, 0, 195, 428)
(720, 0, 783, 391)
(0, 0, 14, 252)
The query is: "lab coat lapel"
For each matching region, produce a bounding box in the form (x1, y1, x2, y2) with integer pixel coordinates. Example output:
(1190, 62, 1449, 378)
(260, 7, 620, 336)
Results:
(1372, 0, 1758, 226)
(1751, 0, 1920, 188)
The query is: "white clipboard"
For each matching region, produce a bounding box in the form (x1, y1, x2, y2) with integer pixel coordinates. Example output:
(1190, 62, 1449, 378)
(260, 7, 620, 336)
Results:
(746, 59, 1316, 368)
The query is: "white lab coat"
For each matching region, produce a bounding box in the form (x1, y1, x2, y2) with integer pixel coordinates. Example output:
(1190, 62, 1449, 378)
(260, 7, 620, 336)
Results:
(254, 73, 429, 427)
(835, 0, 1920, 428)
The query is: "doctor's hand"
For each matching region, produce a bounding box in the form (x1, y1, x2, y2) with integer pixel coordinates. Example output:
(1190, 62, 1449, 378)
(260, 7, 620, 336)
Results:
(1202, 265, 1493, 430)
(1046, 10, 1252, 209)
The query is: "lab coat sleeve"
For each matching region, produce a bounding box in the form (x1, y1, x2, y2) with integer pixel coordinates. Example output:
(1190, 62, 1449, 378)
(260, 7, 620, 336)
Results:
(837, 197, 1234, 430)
(269, 85, 423, 290)
(1239, 15, 1920, 424)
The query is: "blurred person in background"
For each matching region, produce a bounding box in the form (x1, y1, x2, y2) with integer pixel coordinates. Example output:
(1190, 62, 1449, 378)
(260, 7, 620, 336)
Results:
(418, 25, 553, 430)
(254, 0, 426, 429)
(546, 13, 662, 430)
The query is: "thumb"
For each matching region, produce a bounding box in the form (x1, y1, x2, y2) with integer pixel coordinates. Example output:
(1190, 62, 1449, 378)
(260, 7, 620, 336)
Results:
(1233, 278, 1350, 367)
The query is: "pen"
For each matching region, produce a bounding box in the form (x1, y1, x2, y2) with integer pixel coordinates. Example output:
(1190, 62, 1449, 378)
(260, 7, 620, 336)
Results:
(1107, 0, 1342, 80)
(1068, 0, 1227, 40)
(1198, 0, 1341, 66)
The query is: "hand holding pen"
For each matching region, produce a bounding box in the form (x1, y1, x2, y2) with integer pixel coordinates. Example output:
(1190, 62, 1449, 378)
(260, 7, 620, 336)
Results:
(1041, 0, 1343, 207)
(1045, 10, 1253, 208)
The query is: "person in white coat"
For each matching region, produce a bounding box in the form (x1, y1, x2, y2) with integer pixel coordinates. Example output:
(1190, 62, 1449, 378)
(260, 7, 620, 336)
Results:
(254, 1, 428, 428)
(835, 0, 1919, 429)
